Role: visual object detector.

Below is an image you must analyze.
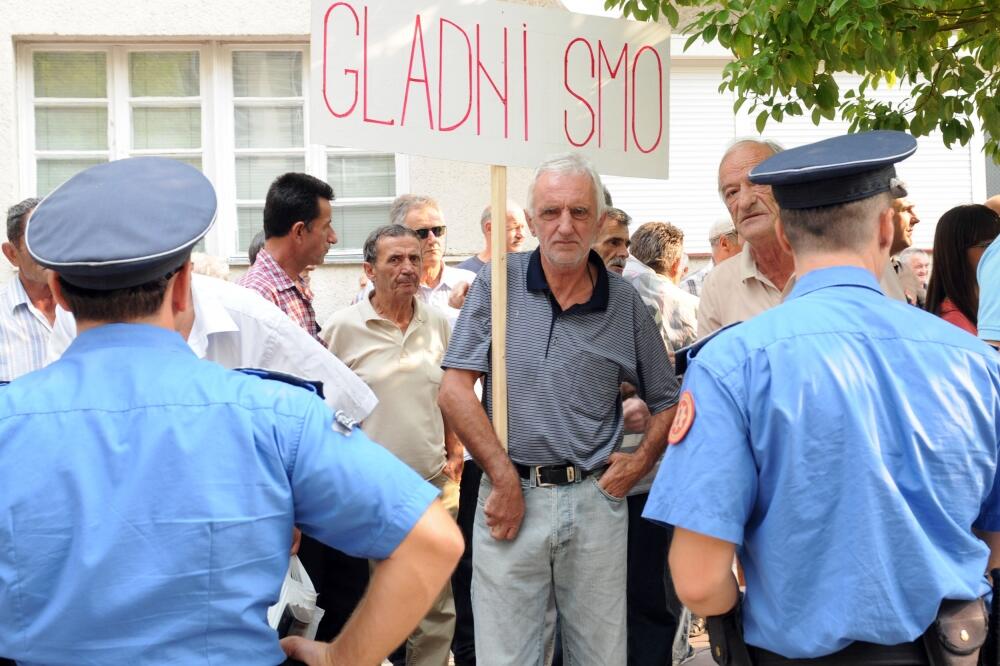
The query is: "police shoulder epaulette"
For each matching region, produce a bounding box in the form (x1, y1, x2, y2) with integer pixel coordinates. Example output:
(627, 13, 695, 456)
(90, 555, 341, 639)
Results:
(673, 322, 742, 377)
(234, 368, 326, 399)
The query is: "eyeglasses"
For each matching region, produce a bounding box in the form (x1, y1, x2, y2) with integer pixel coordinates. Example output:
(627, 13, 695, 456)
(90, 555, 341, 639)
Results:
(414, 225, 446, 239)
(970, 239, 995, 249)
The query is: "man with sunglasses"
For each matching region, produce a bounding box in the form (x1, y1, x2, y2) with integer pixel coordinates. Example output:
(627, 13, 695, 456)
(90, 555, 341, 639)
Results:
(389, 194, 476, 327)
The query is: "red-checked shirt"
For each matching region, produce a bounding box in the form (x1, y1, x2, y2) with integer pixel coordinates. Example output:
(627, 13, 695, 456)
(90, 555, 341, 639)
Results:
(238, 248, 321, 342)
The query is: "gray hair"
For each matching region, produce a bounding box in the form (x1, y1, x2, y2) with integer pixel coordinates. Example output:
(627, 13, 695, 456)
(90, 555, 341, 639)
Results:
(480, 200, 525, 232)
(390, 194, 440, 227)
(899, 247, 929, 263)
(708, 217, 737, 246)
(6, 197, 42, 245)
(780, 192, 891, 255)
(363, 224, 420, 264)
(605, 207, 632, 229)
(527, 153, 607, 221)
(717, 138, 785, 199)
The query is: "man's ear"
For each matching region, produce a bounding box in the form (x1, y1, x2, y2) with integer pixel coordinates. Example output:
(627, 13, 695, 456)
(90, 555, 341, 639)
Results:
(291, 220, 307, 241)
(2, 241, 18, 267)
(363, 261, 376, 281)
(47, 272, 71, 312)
(774, 217, 794, 256)
(878, 207, 895, 253)
(525, 213, 537, 238)
(170, 261, 193, 316)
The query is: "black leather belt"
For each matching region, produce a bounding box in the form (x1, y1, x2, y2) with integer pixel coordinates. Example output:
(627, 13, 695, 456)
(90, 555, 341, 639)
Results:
(514, 463, 603, 487)
(751, 639, 928, 665)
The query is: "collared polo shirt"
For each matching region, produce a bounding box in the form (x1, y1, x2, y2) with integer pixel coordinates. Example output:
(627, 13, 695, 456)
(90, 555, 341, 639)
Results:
(322, 295, 451, 479)
(443, 249, 679, 471)
(0, 275, 54, 381)
(645, 266, 1000, 658)
(696, 243, 795, 337)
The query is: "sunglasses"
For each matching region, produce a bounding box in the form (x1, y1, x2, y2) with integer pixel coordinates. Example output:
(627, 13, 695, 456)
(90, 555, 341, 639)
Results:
(414, 225, 446, 239)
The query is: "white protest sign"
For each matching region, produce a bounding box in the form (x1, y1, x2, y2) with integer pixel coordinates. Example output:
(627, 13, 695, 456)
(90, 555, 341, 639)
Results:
(311, 0, 670, 178)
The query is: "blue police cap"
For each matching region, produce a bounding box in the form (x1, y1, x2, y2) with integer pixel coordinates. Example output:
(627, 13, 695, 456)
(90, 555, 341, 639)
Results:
(749, 130, 917, 210)
(26, 157, 217, 290)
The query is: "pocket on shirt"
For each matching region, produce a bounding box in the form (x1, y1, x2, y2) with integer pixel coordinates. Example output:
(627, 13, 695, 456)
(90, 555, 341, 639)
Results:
(562, 349, 622, 418)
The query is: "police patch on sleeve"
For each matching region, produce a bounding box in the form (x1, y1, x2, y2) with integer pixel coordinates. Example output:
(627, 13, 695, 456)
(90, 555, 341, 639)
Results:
(668, 391, 695, 445)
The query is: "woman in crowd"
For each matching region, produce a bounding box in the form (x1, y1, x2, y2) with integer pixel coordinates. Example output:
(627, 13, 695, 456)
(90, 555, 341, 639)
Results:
(925, 203, 1000, 335)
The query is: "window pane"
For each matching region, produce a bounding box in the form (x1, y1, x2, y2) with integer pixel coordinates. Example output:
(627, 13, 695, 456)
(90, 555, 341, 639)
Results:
(33, 52, 106, 98)
(237, 206, 265, 253)
(37, 158, 107, 196)
(233, 51, 303, 97)
(235, 155, 305, 199)
(35, 106, 108, 150)
(129, 52, 200, 97)
(234, 106, 303, 148)
(132, 106, 201, 149)
(333, 204, 392, 250)
(328, 154, 395, 198)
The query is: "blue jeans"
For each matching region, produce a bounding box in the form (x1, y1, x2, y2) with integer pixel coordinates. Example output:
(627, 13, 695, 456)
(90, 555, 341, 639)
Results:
(472, 474, 628, 666)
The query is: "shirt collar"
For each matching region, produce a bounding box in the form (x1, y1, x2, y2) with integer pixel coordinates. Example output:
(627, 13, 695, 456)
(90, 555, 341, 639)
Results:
(526, 248, 609, 314)
(187, 276, 239, 358)
(64, 322, 193, 357)
(359, 291, 426, 325)
(254, 248, 298, 293)
(423, 265, 462, 293)
(4, 275, 31, 314)
(788, 265, 885, 300)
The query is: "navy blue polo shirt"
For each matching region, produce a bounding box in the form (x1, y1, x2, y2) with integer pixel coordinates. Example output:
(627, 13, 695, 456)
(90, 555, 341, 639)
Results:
(443, 249, 679, 470)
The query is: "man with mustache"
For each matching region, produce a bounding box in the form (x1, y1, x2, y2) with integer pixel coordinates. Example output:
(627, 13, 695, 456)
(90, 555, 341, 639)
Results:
(592, 207, 632, 274)
(697, 139, 796, 337)
(322, 224, 461, 666)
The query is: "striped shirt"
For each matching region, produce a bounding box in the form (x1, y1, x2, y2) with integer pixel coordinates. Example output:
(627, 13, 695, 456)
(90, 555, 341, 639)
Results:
(0, 275, 53, 381)
(237, 248, 321, 342)
(443, 250, 679, 470)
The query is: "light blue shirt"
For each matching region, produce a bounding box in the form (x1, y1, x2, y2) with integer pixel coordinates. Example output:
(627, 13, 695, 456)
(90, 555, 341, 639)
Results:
(978, 237, 1000, 343)
(0, 275, 52, 381)
(0, 323, 438, 665)
(644, 266, 1000, 659)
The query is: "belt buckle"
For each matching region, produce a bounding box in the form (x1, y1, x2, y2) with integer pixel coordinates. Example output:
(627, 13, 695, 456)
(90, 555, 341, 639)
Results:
(534, 465, 555, 487)
(534, 465, 575, 487)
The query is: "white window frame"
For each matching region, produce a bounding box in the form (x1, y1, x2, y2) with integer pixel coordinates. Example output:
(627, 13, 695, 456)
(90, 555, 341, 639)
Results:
(16, 40, 409, 263)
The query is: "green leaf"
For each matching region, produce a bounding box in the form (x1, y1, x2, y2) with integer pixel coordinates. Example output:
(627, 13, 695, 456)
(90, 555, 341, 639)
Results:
(829, 0, 849, 17)
(663, 3, 679, 28)
(811, 107, 822, 125)
(756, 110, 769, 133)
(796, 0, 816, 24)
(684, 33, 701, 51)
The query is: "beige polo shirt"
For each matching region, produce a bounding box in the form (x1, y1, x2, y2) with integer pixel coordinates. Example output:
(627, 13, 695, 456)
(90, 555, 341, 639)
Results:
(697, 244, 795, 337)
(321, 295, 451, 479)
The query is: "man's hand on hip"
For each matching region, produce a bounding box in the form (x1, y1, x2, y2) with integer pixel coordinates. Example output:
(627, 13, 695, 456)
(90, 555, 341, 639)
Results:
(599, 451, 652, 499)
(484, 474, 525, 541)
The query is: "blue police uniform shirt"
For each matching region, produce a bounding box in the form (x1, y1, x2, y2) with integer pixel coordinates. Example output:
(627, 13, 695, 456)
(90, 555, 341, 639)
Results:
(0, 323, 439, 665)
(644, 266, 1000, 659)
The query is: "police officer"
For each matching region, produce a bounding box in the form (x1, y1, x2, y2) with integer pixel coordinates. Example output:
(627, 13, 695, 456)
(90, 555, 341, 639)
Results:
(0, 158, 463, 665)
(644, 131, 1000, 664)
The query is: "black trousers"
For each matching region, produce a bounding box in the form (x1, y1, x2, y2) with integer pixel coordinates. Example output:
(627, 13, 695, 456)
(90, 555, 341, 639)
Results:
(626, 492, 681, 666)
(295, 535, 369, 642)
(451, 459, 483, 666)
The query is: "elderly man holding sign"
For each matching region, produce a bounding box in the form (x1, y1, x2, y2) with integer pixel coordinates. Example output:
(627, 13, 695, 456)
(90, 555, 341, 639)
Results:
(439, 154, 679, 666)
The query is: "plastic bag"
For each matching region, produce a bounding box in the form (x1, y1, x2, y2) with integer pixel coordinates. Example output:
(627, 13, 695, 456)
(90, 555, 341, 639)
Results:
(267, 555, 326, 641)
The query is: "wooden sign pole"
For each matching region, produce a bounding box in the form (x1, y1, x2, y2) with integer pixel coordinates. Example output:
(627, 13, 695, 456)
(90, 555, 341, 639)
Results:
(489, 165, 509, 451)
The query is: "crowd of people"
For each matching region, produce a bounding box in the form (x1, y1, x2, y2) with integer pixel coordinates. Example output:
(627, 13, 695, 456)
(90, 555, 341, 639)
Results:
(1, 129, 1000, 666)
